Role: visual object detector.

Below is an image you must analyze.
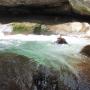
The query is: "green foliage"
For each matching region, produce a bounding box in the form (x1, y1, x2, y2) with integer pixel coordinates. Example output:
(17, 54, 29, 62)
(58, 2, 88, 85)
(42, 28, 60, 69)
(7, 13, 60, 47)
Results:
(33, 24, 42, 34)
(12, 23, 48, 34)
(12, 23, 35, 34)
(33, 24, 48, 35)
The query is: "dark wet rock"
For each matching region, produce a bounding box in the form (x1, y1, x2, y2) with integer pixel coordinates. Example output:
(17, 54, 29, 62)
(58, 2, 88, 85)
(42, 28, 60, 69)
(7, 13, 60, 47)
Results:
(33, 65, 73, 90)
(0, 52, 79, 90)
(56, 36, 68, 44)
(0, 52, 36, 90)
(80, 45, 90, 57)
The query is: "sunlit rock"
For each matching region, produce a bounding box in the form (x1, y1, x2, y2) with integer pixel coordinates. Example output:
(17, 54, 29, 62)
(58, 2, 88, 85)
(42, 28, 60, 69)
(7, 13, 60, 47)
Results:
(70, 22, 82, 32)
(69, 0, 90, 15)
(0, 22, 90, 35)
(80, 45, 90, 57)
(86, 29, 90, 37)
(48, 22, 90, 34)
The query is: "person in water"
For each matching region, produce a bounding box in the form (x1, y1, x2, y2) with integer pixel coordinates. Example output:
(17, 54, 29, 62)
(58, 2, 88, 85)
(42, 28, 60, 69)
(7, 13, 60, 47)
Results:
(56, 35, 68, 44)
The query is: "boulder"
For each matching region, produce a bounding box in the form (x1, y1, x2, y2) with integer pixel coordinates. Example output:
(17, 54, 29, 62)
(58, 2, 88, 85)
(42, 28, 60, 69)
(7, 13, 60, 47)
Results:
(56, 36, 68, 44)
(0, 52, 78, 90)
(0, 52, 35, 90)
(80, 45, 90, 57)
(49, 22, 90, 34)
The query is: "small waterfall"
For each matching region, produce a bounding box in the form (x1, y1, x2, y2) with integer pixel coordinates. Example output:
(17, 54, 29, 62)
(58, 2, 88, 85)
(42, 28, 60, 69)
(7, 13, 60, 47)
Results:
(0, 33, 90, 90)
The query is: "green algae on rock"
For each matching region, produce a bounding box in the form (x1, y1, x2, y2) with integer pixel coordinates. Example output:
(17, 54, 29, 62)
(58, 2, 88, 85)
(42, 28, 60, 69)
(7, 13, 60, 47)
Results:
(12, 23, 48, 34)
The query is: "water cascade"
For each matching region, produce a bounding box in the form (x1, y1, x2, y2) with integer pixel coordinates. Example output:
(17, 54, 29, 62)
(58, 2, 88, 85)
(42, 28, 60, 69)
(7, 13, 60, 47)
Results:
(0, 30, 90, 90)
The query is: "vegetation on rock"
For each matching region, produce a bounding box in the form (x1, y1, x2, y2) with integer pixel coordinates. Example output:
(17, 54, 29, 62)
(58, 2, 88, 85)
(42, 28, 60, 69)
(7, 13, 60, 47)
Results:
(12, 22, 48, 34)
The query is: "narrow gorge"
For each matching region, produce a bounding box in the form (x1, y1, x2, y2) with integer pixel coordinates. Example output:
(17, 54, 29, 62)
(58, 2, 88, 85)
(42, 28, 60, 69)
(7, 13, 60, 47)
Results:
(0, 0, 90, 90)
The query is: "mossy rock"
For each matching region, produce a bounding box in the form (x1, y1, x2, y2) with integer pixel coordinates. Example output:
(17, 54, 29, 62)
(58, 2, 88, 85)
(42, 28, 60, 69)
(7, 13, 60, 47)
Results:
(33, 24, 48, 35)
(12, 22, 37, 34)
(12, 23, 48, 34)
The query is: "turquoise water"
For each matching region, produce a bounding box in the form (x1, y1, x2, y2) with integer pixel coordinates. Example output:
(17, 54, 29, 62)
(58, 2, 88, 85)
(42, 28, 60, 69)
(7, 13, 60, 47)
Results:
(0, 36, 90, 90)
(0, 40, 85, 71)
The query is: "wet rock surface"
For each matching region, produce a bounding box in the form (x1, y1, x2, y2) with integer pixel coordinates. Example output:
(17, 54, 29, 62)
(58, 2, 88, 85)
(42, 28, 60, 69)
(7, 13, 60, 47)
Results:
(56, 36, 68, 44)
(0, 52, 79, 90)
(0, 53, 35, 90)
(80, 45, 90, 57)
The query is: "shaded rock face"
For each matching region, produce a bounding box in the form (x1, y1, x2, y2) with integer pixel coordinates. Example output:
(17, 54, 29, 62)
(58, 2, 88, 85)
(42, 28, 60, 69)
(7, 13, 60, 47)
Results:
(33, 65, 75, 90)
(0, 0, 90, 15)
(0, 53, 35, 90)
(80, 45, 90, 57)
(0, 0, 71, 15)
(0, 0, 68, 6)
(0, 52, 78, 90)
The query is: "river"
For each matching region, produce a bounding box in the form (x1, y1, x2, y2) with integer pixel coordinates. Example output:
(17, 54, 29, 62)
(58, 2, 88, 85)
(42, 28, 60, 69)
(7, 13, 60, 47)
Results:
(0, 34, 90, 90)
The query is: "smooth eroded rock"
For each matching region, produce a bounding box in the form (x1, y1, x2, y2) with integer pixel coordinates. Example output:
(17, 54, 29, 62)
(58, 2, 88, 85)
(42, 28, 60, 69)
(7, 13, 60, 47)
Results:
(80, 45, 90, 57)
(0, 52, 79, 90)
(0, 52, 36, 90)
(69, 0, 90, 15)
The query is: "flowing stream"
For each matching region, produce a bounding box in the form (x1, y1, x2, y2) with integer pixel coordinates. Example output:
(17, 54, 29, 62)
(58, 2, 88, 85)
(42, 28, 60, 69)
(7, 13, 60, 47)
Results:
(0, 33, 90, 90)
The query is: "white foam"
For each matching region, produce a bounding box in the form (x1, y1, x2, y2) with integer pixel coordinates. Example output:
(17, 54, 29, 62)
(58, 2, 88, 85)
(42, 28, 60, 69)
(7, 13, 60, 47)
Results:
(0, 33, 89, 45)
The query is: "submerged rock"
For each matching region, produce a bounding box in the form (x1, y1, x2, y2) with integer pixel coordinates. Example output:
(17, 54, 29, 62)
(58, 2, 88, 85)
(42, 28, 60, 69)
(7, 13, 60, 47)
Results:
(80, 45, 90, 57)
